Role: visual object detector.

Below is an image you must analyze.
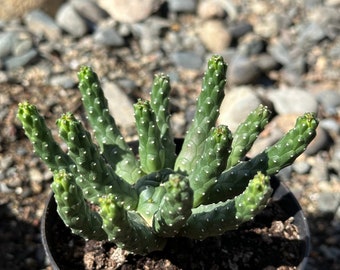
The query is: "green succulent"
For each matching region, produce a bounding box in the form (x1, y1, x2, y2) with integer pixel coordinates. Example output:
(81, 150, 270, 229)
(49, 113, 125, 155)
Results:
(17, 55, 318, 255)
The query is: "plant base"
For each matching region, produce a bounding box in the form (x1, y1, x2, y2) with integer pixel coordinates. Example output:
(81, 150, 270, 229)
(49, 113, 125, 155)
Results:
(41, 178, 310, 270)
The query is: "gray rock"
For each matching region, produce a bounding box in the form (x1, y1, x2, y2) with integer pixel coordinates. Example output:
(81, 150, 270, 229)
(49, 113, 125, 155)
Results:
(131, 17, 169, 54)
(170, 51, 203, 70)
(320, 119, 340, 134)
(168, 0, 197, 13)
(238, 34, 266, 56)
(5, 49, 38, 70)
(93, 27, 125, 47)
(255, 54, 280, 73)
(71, 0, 108, 23)
(292, 161, 312, 174)
(217, 86, 262, 132)
(50, 74, 77, 89)
(297, 22, 327, 46)
(101, 81, 135, 128)
(228, 55, 262, 85)
(56, 3, 88, 37)
(268, 40, 291, 66)
(12, 34, 33, 56)
(254, 13, 286, 38)
(317, 192, 340, 214)
(229, 22, 253, 40)
(316, 90, 340, 115)
(305, 126, 333, 156)
(24, 9, 62, 41)
(0, 32, 16, 58)
(267, 88, 318, 114)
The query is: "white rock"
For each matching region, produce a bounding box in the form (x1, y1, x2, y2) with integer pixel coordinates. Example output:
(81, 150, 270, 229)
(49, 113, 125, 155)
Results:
(101, 82, 135, 129)
(96, 0, 162, 23)
(197, 0, 225, 19)
(217, 86, 262, 132)
(267, 88, 318, 115)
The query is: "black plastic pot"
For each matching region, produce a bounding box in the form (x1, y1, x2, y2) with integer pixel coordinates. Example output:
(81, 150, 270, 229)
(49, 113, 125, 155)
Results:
(41, 177, 310, 270)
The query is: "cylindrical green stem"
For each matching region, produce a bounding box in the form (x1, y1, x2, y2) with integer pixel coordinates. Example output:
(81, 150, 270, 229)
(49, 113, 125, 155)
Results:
(180, 172, 272, 239)
(227, 104, 271, 169)
(150, 74, 176, 168)
(175, 55, 228, 173)
(153, 173, 193, 237)
(57, 112, 137, 208)
(205, 112, 318, 204)
(51, 170, 107, 241)
(17, 102, 73, 171)
(99, 194, 166, 254)
(78, 66, 142, 184)
(134, 99, 165, 174)
(189, 125, 232, 207)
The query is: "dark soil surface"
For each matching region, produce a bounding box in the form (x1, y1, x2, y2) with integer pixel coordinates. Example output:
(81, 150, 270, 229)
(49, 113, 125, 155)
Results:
(42, 181, 308, 270)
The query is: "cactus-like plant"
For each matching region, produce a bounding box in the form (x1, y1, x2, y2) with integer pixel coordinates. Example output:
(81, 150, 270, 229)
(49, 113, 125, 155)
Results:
(17, 55, 318, 255)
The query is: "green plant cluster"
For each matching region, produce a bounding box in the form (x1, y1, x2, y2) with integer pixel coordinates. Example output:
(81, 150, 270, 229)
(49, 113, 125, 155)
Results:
(17, 55, 318, 254)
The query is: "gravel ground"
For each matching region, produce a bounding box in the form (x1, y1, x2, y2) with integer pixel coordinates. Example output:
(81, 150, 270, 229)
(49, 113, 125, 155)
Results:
(0, 0, 340, 269)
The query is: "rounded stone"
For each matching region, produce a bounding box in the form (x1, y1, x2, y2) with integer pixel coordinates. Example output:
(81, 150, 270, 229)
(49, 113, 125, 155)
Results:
(267, 88, 318, 115)
(228, 56, 262, 85)
(198, 20, 232, 52)
(56, 3, 88, 37)
(96, 0, 162, 23)
(217, 86, 262, 132)
(0, 0, 64, 20)
(197, 0, 226, 19)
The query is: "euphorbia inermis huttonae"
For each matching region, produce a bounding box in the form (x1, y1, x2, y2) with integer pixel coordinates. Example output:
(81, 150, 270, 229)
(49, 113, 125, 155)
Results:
(17, 55, 318, 254)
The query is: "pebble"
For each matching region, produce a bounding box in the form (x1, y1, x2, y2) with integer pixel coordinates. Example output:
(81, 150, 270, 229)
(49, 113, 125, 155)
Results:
(12, 32, 33, 56)
(316, 192, 340, 214)
(267, 88, 318, 115)
(197, 0, 226, 19)
(24, 10, 62, 41)
(238, 34, 266, 56)
(101, 81, 135, 129)
(268, 39, 291, 66)
(218, 86, 262, 132)
(228, 55, 262, 85)
(0, 32, 18, 58)
(56, 3, 89, 37)
(97, 0, 162, 23)
(254, 54, 280, 73)
(50, 74, 77, 89)
(316, 90, 340, 115)
(319, 118, 340, 135)
(71, 0, 108, 24)
(198, 20, 232, 52)
(5, 49, 38, 70)
(292, 161, 312, 174)
(229, 22, 253, 40)
(297, 22, 327, 47)
(305, 126, 333, 156)
(131, 17, 170, 54)
(0, 0, 64, 20)
(254, 13, 283, 38)
(170, 51, 203, 70)
(93, 27, 125, 47)
(168, 0, 197, 13)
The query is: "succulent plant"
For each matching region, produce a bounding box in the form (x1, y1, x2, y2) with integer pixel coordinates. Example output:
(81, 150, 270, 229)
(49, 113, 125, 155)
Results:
(17, 55, 318, 255)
